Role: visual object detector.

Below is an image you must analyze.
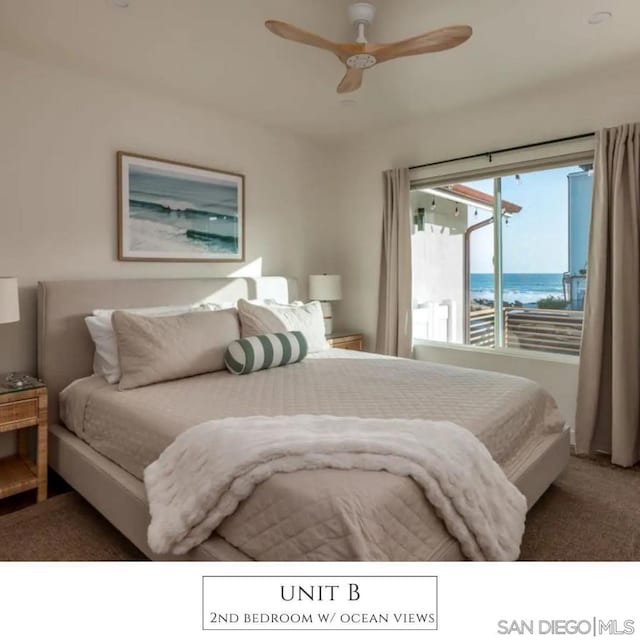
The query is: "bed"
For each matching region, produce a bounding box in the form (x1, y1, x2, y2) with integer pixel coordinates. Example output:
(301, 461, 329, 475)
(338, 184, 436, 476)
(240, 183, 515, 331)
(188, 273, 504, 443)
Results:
(39, 277, 570, 561)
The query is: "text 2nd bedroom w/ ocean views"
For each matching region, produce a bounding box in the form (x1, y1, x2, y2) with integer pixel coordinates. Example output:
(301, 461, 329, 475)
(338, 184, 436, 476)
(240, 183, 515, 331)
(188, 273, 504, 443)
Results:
(411, 162, 593, 357)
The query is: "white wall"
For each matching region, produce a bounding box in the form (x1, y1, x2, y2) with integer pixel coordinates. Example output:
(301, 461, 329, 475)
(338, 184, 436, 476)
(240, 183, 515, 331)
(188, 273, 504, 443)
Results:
(0, 49, 333, 375)
(322, 57, 640, 425)
(411, 190, 466, 343)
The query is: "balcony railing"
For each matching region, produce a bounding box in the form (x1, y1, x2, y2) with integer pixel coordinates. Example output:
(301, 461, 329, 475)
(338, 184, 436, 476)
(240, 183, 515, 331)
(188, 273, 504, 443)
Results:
(469, 307, 584, 356)
(469, 308, 496, 347)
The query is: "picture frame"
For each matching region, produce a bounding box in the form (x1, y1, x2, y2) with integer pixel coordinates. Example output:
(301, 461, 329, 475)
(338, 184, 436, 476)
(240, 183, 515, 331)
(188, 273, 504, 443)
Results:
(117, 151, 245, 262)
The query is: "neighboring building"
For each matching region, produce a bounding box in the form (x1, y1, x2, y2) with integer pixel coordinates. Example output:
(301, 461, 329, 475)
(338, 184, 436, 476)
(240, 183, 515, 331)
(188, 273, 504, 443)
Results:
(566, 168, 593, 310)
(410, 185, 521, 343)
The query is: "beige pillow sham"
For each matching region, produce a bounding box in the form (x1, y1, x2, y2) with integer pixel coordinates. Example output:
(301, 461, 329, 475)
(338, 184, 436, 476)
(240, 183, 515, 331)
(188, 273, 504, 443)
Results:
(236, 298, 329, 353)
(112, 308, 240, 390)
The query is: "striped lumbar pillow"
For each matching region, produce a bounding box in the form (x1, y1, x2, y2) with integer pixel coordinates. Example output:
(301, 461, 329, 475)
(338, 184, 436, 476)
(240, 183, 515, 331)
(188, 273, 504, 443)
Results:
(224, 331, 308, 375)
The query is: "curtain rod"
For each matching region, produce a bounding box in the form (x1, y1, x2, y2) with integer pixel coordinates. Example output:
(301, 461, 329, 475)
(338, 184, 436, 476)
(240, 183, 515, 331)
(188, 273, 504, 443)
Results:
(408, 132, 595, 171)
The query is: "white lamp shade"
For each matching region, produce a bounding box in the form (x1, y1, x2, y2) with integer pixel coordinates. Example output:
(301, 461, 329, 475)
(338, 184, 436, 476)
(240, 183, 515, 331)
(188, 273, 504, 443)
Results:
(0, 277, 20, 324)
(309, 274, 342, 301)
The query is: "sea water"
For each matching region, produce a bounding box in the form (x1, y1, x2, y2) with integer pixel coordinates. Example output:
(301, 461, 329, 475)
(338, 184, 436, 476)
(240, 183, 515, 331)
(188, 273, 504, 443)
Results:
(127, 165, 239, 254)
(470, 273, 564, 305)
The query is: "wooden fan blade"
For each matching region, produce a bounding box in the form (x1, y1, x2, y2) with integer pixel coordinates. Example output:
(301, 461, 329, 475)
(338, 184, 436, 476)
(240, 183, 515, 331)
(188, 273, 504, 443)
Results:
(337, 67, 364, 93)
(265, 20, 343, 56)
(374, 25, 472, 63)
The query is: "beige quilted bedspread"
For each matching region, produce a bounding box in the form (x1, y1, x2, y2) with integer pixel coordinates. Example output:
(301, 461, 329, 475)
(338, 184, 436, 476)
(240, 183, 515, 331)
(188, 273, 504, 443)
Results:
(60, 349, 565, 560)
(145, 415, 528, 560)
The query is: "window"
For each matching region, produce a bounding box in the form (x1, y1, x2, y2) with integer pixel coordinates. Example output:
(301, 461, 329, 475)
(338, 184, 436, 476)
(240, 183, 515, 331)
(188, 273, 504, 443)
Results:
(411, 161, 593, 357)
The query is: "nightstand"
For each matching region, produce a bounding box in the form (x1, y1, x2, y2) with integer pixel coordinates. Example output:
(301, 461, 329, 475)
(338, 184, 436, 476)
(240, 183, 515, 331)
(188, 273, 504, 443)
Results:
(0, 383, 48, 503)
(327, 331, 364, 351)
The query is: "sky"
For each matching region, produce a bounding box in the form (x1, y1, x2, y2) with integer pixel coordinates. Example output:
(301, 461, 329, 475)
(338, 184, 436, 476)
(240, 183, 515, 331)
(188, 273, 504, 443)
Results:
(466, 166, 591, 273)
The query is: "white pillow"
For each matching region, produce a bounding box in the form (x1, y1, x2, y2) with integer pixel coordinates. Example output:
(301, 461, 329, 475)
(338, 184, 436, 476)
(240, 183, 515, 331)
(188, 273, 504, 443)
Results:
(85, 303, 219, 384)
(92, 304, 202, 319)
(237, 299, 328, 353)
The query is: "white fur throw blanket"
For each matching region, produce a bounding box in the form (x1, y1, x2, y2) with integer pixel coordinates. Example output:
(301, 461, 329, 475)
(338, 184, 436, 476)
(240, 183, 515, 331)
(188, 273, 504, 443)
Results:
(144, 415, 527, 560)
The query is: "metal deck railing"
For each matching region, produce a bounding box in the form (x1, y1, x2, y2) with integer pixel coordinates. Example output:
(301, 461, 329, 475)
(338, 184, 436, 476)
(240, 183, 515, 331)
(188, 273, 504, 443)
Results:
(468, 307, 584, 356)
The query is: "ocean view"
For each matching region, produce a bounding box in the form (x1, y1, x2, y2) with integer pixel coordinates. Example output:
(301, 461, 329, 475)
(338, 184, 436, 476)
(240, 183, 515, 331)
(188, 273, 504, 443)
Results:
(127, 164, 240, 255)
(471, 273, 564, 305)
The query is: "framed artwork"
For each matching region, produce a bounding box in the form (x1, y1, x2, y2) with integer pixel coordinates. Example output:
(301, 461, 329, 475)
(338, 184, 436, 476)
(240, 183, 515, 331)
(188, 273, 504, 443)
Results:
(117, 151, 245, 262)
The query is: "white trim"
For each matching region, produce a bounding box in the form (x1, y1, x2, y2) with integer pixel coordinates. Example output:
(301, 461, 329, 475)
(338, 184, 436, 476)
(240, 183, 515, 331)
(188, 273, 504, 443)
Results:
(413, 338, 580, 366)
(418, 187, 493, 212)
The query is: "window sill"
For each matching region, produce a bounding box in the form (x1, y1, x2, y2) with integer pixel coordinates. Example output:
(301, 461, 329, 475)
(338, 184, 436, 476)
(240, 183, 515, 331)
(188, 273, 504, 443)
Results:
(413, 338, 580, 366)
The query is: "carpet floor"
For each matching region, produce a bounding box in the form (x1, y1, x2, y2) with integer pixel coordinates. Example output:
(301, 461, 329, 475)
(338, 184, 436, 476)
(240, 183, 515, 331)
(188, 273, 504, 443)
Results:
(0, 455, 638, 561)
(0, 492, 146, 561)
(519, 454, 640, 561)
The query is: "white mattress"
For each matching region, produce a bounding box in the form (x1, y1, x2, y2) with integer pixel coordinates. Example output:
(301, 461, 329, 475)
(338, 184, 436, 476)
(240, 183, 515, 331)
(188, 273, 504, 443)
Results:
(60, 349, 566, 560)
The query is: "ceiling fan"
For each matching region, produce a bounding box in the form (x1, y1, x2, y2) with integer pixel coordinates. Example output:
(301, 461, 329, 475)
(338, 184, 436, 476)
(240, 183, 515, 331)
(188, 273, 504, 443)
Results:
(265, 2, 472, 94)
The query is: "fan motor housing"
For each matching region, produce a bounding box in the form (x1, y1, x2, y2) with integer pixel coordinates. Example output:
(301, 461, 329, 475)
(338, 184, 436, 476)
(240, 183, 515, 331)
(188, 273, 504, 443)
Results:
(346, 53, 377, 69)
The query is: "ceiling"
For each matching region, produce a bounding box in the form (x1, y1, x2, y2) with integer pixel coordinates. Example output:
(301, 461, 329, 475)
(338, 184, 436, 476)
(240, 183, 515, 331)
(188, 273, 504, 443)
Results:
(1, 0, 639, 140)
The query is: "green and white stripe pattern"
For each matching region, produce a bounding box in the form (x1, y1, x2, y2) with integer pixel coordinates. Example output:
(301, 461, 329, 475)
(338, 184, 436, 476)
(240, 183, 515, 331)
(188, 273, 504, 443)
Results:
(224, 331, 308, 375)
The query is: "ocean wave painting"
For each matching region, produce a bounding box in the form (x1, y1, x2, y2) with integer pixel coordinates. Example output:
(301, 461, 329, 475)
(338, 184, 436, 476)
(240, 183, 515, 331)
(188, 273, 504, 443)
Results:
(118, 152, 244, 262)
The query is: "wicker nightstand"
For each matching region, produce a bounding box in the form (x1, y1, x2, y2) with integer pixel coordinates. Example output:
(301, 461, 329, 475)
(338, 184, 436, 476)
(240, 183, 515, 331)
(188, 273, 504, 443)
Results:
(0, 383, 48, 503)
(327, 331, 363, 351)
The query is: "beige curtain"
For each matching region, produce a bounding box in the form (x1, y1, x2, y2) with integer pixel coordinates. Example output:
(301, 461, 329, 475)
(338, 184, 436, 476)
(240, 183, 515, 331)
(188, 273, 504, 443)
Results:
(376, 168, 413, 357)
(575, 123, 640, 467)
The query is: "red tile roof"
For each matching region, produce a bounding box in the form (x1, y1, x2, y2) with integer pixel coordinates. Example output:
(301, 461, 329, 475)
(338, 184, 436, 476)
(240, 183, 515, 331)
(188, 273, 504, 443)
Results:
(443, 184, 522, 214)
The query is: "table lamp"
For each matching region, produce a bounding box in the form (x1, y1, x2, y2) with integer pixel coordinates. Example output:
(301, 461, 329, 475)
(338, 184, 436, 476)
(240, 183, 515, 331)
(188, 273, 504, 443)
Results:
(309, 274, 342, 334)
(0, 277, 23, 389)
(0, 277, 19, 326)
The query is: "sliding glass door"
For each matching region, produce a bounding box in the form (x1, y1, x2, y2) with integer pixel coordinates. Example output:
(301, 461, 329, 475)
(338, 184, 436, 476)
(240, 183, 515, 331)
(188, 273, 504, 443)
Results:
(411, 161, 593, 356)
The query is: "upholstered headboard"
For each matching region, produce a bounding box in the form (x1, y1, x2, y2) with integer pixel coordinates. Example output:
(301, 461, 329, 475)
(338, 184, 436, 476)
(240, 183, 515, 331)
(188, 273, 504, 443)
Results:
(37, 276, 297, 423)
